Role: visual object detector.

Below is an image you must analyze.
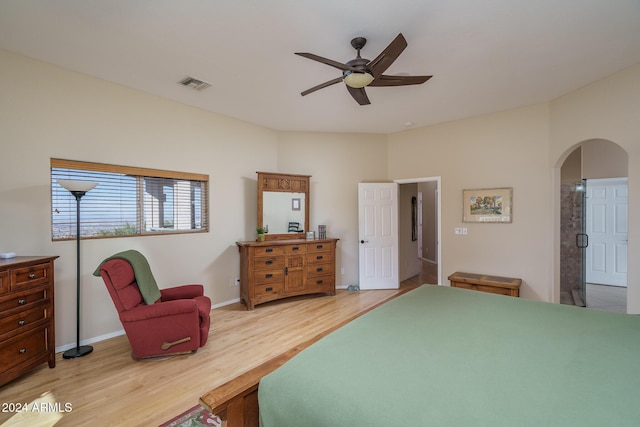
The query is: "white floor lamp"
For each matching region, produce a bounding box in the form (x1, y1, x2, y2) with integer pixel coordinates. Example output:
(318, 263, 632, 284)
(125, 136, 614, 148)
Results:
(57, 179, 98, 359)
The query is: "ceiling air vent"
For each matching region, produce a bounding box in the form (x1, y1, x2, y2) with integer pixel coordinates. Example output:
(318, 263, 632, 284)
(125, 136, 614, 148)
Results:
(179, 76, 211, 91)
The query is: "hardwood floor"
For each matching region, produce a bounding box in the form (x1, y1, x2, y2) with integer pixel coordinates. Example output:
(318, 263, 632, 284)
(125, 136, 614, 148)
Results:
(402, 259, 438, 287)
(0, 287, 416, 427)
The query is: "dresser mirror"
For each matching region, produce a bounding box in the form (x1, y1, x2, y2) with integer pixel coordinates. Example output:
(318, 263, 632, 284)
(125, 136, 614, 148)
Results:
(257, 172, 310, 240)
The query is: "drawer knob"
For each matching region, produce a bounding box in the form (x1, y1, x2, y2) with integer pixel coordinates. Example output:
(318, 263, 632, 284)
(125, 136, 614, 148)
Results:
(265, 260, 273, 265)
(316, 280, 324, 284)
(28, 273, 36, 279)
(292, 246, 299, 251)
(317, 267, 323, 272)
(19, 348, 27, 354)
(266, 287, 273, 292)
(18, 299, 26, 305)
(266, 248, 273, 253)
(18, 320, 26, 326)
(316, 245, 324, 249)
(316, 255, 323, 260)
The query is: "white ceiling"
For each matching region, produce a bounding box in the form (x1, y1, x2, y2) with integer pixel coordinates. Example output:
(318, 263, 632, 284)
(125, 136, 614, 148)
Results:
(1, 1, 639, 134)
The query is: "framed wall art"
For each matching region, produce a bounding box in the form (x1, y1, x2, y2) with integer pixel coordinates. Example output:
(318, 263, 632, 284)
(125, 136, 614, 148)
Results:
(463, 187, 512, 223)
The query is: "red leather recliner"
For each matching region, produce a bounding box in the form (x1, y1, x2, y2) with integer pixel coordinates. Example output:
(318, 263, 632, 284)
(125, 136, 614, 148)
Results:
(97, 255, 211, 359)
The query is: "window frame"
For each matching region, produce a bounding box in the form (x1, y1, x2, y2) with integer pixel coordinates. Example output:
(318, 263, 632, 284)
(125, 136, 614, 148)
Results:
(51, 158, 209, 241)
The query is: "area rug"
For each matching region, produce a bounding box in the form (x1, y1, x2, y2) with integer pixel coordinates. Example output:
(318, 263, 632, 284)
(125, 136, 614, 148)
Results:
(158, 405, 222, 427)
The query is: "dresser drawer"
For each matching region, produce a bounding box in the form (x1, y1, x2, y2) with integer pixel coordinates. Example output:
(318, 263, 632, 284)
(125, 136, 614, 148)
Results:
(0, 326, 48, 373)
(254, 283, 283, 297)
(254, 246, 285, 256)
(307, 262, 334, 279)
(285, 244, 307, 254)
(307, 242, 332, 253)
(307, 275, 334, 290)
(306, 252, 332, 265)
(254, 270, 284, 285)
(0, 288, 48, 314)
(253, 255, 284, 271)
(0, 306, 47, 337)
(11, 263, 52, 291)
(0, 270, 8, 296)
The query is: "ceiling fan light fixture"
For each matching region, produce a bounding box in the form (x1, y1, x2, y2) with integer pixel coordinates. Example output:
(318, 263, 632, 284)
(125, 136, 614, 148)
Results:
(343, 71, 374, 88)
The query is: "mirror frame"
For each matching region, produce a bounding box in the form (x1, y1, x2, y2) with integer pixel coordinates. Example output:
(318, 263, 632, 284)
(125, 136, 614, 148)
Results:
(257, 171, 310, 241)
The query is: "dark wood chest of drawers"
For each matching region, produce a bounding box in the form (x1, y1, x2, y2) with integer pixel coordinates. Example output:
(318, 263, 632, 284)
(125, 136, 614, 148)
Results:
(0, 256, 58, 386)
(237, 239, 338, 310)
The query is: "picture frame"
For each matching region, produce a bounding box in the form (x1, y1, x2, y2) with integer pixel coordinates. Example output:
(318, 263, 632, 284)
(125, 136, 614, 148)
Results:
(291, 198, 301, 211)
(463, 187, 512, 223)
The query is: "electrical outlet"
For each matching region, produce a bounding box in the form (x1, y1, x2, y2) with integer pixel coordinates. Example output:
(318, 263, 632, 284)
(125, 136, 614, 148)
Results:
(234, 277, 240, 286)
(340, 268, 345, 275)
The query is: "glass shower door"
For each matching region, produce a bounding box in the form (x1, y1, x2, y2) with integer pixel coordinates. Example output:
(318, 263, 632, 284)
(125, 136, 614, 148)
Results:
(575, 179, 588, 306)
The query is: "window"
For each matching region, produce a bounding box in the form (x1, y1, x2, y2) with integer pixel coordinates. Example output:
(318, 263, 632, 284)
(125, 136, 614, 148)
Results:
(51, 159, 209, 240)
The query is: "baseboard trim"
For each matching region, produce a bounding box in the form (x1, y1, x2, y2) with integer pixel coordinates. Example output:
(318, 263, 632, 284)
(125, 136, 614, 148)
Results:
(55, 297, 242, 354)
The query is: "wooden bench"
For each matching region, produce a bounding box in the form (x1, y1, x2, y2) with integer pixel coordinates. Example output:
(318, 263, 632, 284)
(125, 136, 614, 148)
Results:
(448, 272, 521, 297)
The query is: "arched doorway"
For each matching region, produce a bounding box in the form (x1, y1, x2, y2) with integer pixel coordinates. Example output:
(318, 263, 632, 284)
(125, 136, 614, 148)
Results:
(558, 139, 628, 312)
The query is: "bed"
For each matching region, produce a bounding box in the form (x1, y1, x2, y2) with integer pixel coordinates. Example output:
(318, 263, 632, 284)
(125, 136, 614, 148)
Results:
(257, 285, 640, 426)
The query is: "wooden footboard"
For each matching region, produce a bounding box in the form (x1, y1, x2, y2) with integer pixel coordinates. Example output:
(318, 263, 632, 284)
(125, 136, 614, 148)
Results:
(199, 339, 312, 427)
(199, 288, 414, 427)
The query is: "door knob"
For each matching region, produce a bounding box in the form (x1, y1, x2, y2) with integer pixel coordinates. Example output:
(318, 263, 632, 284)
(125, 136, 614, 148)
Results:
(360, 240, 369, 244)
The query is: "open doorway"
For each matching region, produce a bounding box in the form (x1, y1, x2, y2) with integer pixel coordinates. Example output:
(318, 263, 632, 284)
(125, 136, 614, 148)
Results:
(559, 140, 628, 312)
(396, 177, 441, 286)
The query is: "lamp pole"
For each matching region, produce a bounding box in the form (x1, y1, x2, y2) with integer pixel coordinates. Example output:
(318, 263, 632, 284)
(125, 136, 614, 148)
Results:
(57, 180, 97, 359)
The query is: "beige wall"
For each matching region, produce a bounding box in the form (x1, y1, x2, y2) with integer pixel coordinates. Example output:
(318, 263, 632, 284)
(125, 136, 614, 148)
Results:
(276, 131, 388, 288)
(3, 47, 640, 350)
(388, 103, 552, 300)
(582, 139, 628, 179)
(0, 50, 388, 349)
(550, 63, 640, 313)
(0, 50, 281, 347)
(398, 183, 420, 281)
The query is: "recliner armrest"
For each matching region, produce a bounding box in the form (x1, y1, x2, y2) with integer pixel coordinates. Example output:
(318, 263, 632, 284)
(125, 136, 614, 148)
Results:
(160, 284, 204, 301)
(120, 299, 198, 322)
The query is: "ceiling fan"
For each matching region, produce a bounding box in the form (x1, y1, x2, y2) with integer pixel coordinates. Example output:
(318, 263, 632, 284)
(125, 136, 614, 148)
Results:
(295, 33, 432, 106)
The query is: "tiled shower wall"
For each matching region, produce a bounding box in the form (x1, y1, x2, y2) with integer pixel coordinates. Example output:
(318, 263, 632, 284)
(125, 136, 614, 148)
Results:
(560, 183, 583, 302)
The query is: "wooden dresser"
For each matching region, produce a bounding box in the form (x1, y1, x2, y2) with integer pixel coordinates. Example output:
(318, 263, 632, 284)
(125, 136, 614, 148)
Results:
(448, 271, 521, 297)
(237, 239, 338, 310)
(0, 256, 58, 386)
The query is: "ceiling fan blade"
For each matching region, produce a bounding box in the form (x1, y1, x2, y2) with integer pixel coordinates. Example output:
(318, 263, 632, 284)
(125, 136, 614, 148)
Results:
(346, 86, 371, 105)
(367, 33, 408, 77)
(295, 52, 362, 73)
(301, 77, 344, 96)
(369, 74, 432, 87)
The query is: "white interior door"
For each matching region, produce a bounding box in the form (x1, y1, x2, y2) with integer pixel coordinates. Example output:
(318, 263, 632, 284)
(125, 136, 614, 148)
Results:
(358, 183, 399, 290)
(586, 178, 628, 286)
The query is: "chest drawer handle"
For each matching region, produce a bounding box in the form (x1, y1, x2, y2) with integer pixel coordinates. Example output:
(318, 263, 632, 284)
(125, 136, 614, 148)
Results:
(265, 287, 273, 292)
(265, 260, 273, 265)
(18, 320, 26, 326)
(316, 280, 324, 285)
(266, 248, 273, 253)
(316, 267, 323, 272)
(316, 255, 323, 260)
(18, 299, 26, 305)
(19, 348, 27, 354)
(28, 273, 37, 279)
(265, 274, 273, 278)
(316, 245, 324, 249)
(292, 246, 299, 251)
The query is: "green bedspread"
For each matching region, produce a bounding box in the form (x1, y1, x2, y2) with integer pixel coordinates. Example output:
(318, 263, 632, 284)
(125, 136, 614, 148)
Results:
(258, 285, 640, 427)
